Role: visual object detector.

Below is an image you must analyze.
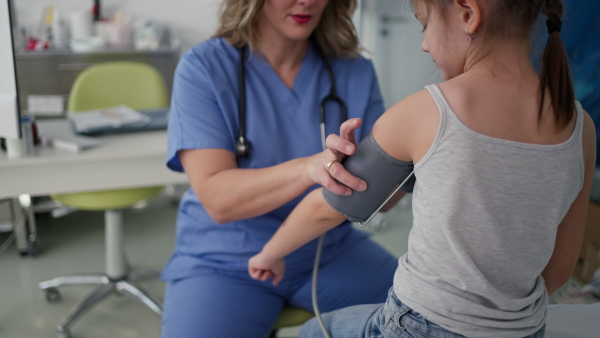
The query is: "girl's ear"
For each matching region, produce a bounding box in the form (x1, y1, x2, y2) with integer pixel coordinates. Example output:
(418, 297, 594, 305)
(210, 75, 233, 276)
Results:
(455, 0, 481, 37)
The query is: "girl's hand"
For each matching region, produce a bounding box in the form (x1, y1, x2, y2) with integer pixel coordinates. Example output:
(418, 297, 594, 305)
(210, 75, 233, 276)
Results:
(306, 118, 367, 195)
(248, 252, 286, 286)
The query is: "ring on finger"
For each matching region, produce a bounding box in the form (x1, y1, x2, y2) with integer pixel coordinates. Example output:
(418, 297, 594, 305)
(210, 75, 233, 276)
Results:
(325, 159, 337, 171)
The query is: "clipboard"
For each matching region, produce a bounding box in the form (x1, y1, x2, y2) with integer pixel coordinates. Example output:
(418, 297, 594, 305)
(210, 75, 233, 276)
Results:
(69, 106, 170, 136)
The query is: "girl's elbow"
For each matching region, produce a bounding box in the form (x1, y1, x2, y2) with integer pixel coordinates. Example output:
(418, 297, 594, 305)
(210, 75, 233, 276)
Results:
(545, 268, 575, 295)
(555, 269, 574, 288)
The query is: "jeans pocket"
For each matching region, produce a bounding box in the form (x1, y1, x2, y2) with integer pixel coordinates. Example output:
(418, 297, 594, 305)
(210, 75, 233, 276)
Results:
(401, 313, 467, 338)
(397, 311, 444, 338)
(380, 308, 413, 338)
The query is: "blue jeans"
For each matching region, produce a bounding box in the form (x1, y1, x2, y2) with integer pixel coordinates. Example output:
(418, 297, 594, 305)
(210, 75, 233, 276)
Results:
(300, 288, 546, 337)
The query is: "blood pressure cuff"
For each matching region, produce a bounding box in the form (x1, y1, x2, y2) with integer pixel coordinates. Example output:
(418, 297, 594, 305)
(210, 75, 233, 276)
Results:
(322, 132, 415, 223)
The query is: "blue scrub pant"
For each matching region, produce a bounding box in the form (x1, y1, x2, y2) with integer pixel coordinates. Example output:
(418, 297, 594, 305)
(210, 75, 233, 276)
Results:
(161, 237, 397, 338)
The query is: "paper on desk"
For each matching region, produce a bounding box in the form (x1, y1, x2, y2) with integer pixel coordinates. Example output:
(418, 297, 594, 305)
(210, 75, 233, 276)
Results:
(40, 129, 103, 153)
(68, 105, 151, 133)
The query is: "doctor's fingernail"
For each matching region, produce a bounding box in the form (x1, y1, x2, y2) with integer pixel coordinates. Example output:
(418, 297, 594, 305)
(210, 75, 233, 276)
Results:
(358, 182, 366, 191)
(344, 189, 352, 196)
(345, 145, 353, 153)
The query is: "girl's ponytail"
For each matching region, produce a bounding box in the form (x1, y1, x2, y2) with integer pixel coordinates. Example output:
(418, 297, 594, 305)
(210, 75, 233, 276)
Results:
(540, 0, 575, 129)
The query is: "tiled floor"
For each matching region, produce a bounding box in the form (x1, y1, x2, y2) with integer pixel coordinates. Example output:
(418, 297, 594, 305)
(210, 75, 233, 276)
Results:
(0, 194, 178, 338)
(0, 192, 414, 338)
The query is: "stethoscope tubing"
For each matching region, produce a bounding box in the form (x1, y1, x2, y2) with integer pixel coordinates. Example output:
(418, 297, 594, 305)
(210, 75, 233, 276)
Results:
(237, 46, 249, 157)
(237, 41, 347, 158)
(236, 41, 345, 338)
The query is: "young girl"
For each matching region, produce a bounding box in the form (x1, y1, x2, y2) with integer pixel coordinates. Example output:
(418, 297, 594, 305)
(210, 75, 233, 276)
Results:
(248, 0, 596, 337)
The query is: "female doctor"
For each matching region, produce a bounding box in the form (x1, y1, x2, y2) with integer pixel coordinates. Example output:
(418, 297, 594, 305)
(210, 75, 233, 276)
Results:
(160, 0, 399, 337)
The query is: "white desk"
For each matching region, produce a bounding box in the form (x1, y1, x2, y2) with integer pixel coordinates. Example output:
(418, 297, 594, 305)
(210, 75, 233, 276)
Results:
(0, 120, 187, 255)
(0, 120, 187, 199)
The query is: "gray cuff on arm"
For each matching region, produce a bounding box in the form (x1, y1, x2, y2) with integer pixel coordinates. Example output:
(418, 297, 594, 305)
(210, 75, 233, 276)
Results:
(322, 132, 415, 223)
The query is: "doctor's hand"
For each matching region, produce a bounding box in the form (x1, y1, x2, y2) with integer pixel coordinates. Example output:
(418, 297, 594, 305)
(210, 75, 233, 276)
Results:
(306, 118, 367, 196)
(248, 252, 286, 286)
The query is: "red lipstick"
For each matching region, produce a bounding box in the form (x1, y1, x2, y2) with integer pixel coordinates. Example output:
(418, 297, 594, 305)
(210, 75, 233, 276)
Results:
(291, 14, 312, 24)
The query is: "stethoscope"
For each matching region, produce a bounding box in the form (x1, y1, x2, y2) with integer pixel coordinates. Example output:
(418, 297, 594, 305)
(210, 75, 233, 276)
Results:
(236, 42, 347, 337)
(236, 40, 348, 157)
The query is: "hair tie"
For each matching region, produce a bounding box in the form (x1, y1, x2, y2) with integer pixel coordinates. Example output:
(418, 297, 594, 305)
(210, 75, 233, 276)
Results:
(546, 19, 562, 34)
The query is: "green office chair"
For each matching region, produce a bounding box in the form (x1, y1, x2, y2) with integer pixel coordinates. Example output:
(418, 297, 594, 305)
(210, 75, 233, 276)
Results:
(270, 306, 315, 338)
(38, 61, 169, 338)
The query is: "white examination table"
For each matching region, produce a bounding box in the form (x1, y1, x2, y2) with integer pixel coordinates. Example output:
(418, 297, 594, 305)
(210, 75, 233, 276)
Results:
(546, 303, 600, 338)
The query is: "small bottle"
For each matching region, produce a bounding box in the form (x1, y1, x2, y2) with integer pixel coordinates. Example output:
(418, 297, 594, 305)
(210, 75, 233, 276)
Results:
(20, 115, 35, 153)
(30, 115, 41, 145)
(92, 0, 101, 21)
(51, 9, 69, 49)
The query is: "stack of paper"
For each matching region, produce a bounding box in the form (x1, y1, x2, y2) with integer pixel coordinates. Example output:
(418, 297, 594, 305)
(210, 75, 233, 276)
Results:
(68, 105, 151, 133)
(37, 120, 104, 153)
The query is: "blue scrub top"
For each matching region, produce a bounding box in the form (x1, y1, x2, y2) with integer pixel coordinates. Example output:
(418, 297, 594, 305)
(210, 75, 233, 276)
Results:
(162, 37, 385, 280)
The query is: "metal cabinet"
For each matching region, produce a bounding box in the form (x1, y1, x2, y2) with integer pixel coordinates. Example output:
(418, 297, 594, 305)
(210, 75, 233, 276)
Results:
(15, 49, 179, 113)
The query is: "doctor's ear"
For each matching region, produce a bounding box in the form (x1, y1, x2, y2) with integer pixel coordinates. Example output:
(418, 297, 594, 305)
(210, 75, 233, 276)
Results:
(454, 0, 481, 39)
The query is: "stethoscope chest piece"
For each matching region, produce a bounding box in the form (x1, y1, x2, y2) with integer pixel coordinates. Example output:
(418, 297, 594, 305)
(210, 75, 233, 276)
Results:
(237, 136, 249, 158)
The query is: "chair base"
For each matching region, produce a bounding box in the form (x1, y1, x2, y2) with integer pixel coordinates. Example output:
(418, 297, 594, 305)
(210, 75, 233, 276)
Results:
(39, 270, 162, 338)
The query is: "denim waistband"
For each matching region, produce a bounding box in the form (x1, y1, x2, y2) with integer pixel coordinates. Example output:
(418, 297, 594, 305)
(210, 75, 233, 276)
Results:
(383, 288, 466, 338)
(383, 288, 545, 338)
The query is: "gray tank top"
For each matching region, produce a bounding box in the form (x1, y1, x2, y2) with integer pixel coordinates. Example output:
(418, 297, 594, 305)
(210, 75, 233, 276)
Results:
(393, 84, 584, 337)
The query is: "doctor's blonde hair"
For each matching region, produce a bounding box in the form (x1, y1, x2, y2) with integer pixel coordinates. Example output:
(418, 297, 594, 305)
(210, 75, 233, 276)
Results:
(213, 0, 359, 58)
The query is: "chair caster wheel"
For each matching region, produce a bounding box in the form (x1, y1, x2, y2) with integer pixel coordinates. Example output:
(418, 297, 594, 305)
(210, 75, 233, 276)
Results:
(45, 287, 61, 303)
(27, 240, 39, 256)
(56, 329, 72, 338)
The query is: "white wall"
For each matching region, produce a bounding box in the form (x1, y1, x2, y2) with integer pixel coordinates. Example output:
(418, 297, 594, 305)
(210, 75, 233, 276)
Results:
(360, 0, 442, 109)
(13, 0, 221, 51)
(1, 0, 20, 139)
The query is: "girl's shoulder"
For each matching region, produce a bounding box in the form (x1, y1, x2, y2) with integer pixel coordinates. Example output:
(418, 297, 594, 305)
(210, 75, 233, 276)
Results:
(382, 88, 439, 125)
(373, 88, 440, 163)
